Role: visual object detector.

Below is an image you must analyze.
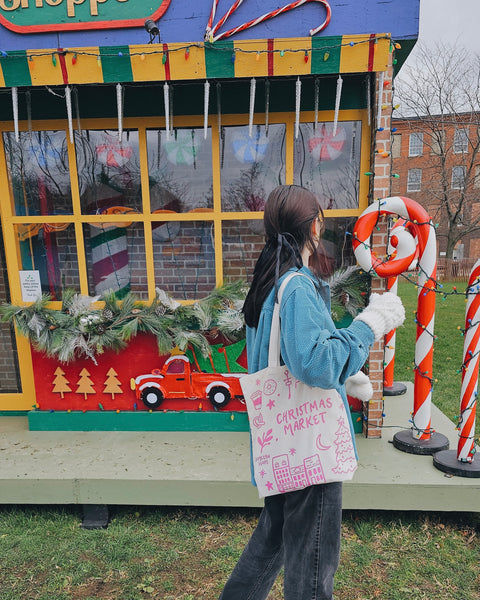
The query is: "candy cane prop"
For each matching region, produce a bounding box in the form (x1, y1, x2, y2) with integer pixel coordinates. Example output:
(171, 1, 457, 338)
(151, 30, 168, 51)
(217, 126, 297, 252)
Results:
(457, 259, 480, 462)
(354, 197, 449, 453)
(208, 0, 331, 42)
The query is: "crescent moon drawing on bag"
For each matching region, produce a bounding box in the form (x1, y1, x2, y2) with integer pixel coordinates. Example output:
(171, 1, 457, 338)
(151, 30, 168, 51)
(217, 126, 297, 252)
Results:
(316, 434, 331, 451)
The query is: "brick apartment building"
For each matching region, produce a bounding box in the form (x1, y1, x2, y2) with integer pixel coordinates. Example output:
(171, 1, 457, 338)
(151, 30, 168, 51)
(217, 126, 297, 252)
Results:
(391, 114, 480, 260)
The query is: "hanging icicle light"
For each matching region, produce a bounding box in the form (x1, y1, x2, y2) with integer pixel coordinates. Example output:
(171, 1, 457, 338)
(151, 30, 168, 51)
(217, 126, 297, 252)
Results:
(26, 90, 32, 134)
(367, 75, 371, 127)
(216, 82, 222, 133)
(333, 75, 343, 136)
(249, 78, 256, 138)
(376, 71, 385, 130)
(163, 82, 170, 140)
(116, 83, 123, 142)
(265, 79, 270, 136)
(65, 86, 74, 144)
(314, 78, 320, 133)
(295, 77, 301, 139)
(169, 84, 174, 136)
(12, 87, 19, 143)
(203, 80, 210, 140)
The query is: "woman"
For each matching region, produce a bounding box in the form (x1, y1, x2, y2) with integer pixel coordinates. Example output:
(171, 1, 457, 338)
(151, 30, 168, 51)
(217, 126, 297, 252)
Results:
(218, 185, 404, 600)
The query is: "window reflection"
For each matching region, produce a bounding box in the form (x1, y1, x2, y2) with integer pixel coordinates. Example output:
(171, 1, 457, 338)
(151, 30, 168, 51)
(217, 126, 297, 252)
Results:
(75, 130, 142, 214)
(146, 128, 213, 212)
(294, 122, 361, 210)
(220, 124, 286, 212)
(3, 131, 72, 217)
(222, 220, 265, 284)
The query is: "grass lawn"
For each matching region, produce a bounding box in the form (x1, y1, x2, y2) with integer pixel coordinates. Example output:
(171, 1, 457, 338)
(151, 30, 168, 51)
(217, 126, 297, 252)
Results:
(0, 505, 478, 600)
(394, 279, 468, 422)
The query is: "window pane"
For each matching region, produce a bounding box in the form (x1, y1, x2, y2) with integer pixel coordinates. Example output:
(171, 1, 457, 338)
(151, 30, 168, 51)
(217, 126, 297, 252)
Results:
(84, 222, 147, 300)
(293, 122, 361, 210)
(76, 130, 142, 214)
(222, 219, 265, 284)
(452, 166, 465, 189)
(3, 131, 73, 217)
(14, 223, 79, 299)
(0, 245, 21, 393)
(220, 124, 286, 212)
(153, 219, 215, 300)
(407, 168, 422, 192)
(146, 128, 213, 212)
(409, 132, 423, 156)
(454, 128, 468, 153)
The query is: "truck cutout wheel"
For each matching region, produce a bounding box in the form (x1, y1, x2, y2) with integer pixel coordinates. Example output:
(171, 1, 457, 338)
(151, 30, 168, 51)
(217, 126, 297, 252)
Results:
(208, 386, 231, 409)
(141, 387, 164, 409)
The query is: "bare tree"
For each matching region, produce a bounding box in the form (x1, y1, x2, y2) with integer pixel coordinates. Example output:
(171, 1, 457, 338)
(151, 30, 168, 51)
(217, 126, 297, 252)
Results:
(394, 42, 480, 258)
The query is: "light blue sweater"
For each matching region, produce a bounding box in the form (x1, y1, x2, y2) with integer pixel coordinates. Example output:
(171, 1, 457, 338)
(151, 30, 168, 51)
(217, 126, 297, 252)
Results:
(246, 266, 375, 466)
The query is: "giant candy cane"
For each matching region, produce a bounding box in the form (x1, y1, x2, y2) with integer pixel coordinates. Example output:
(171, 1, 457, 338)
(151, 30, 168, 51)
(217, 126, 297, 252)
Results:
(458, 259, 480, 462)
(206, 0, 331, 42)
(353, 197, 437, 440)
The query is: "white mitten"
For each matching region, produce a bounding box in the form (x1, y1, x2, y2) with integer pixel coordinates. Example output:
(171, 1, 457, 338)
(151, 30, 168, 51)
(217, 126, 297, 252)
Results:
(354, 292, 405, 342)
(345, 371, 373, 402)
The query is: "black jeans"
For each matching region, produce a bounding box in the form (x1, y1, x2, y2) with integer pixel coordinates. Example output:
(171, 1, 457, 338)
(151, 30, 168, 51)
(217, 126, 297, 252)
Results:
(218, 482, 343, 600)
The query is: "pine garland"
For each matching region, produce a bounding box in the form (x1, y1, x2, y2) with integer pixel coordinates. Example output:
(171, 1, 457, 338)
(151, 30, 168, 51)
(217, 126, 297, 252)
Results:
(0, 268, 369, 363)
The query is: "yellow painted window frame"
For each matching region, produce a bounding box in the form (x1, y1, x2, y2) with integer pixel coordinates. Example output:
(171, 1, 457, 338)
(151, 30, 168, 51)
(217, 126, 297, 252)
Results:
(0, 108, 370, 410)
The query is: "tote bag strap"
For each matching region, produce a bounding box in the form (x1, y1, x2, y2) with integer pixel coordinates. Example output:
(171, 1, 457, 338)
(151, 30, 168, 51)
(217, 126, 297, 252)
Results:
(268, 272, 310, 368)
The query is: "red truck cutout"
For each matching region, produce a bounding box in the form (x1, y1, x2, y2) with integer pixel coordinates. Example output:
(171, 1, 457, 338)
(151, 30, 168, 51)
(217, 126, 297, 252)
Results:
(132, 355, 244, 411)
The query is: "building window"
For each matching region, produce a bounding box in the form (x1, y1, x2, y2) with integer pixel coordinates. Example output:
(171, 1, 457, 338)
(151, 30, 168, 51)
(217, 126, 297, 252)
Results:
(474, 165, 480, 189)
(407, 168, 422, 192)
(451, 166, 466, 189)
(408, 132, 423, 156)
(391, 134, 401, 158)
(431, 130, 445, 156)
(453, 128, 469, 154)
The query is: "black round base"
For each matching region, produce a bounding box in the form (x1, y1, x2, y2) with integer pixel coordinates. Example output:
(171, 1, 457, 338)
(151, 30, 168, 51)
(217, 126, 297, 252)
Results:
(392, 429, 450, 455)
(433, 449, 480, 478)
(383, 382, 408, 396)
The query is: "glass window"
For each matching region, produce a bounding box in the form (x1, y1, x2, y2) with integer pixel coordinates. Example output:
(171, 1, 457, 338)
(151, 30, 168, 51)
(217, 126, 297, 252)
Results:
(220, 124, 286, 212)
(454, 128, 469, 154)
(146, 128, 213, 212)
(75, 130, 142, 214)
(408, 132, 423, 157)
(222, 219, 265, 284)
(474, 165, 480, 189)
(452, 166, 466, 189)
(407, 168, 422, 192)
(3, 131, 73, 217)
(293, 122, 362, 210)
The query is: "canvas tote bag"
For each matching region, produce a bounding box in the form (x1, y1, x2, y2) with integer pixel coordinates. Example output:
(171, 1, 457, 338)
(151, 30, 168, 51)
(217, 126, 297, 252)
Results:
(241, 272, 358, 498)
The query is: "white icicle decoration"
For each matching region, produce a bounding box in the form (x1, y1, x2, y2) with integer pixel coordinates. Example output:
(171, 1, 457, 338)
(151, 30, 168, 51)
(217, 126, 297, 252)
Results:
(12, 87, 19, 142)
(333, 75, 343, 136)
(314, 78, 319, 133)
(116, 83, 123, 142)
(376, 71, 385, 130)
(65, 86, 74, 144)
(163, 82, 170, 140)
(26, 90, 32, 134)
(367, 75, 371, 126)
(249, 77, 256, 138)
(265, 79, 270, 135)
(295, 77, 301, 139)
(204, 80, 210, 139)
(216, 82, 222, 132)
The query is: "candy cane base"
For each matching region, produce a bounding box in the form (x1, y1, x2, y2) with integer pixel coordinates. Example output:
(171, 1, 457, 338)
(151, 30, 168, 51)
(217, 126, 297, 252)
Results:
(383, 381, 408, 396)
(392, 429, 449, 456)
(433, 449, 480, 478)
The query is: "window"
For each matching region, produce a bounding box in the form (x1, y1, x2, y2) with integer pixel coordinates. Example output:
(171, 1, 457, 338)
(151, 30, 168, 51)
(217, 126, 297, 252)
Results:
(407, 168, 422, 192)
(1, 111, 368, 305)
(474, 165, 480, 189)
(431, 130, 445, 156)
(408, 132, 423, 157)
(454, 128, 469, 154)
(452, 166, 466, 189)
(391, 134, 401, 158)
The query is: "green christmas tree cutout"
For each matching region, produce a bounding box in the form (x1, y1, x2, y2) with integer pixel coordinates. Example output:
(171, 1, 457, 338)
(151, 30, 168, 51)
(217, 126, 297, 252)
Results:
(104, 368, 122, 399)
(76, 368, 95, 400)
(52, 367, 71, 399)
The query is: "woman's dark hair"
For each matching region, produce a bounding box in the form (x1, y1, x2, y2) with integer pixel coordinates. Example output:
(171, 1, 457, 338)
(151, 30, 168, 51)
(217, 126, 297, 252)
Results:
(243, 185, 324, 328)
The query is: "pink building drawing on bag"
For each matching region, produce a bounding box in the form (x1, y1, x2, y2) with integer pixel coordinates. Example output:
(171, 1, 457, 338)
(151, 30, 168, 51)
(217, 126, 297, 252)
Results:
(272, 453, 326, 492)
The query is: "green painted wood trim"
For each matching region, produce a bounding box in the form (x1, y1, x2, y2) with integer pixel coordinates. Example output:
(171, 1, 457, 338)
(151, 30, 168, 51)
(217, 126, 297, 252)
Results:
(99, 46, 133, 83)
(205, 41, 235, 79)
(28, 409, 249, 431)
(0, 51, 32, 87)
(311, 36, 342, 74)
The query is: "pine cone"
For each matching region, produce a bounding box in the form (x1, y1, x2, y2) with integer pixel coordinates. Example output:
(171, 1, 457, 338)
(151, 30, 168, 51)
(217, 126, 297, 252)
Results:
(103, 308, 114, 320)
(96, 324, 106, 334)
(155, 305, 166, 317)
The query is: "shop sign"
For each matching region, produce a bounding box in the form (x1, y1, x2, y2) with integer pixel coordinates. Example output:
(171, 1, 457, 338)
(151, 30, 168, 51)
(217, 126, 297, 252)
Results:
(0, 0, 170, 33)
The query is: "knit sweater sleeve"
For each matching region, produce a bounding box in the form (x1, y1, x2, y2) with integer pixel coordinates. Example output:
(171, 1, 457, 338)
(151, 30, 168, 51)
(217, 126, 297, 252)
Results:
(279, 277, 374, 389)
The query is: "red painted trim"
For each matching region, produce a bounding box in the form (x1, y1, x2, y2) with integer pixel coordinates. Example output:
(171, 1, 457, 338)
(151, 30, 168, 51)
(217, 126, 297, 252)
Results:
(267, 39, 274, 77)
(367, 33, 375, 72)
(163, 43, 171, 80)
(0, 0, 170, 34)
(58, 48, 69, 85)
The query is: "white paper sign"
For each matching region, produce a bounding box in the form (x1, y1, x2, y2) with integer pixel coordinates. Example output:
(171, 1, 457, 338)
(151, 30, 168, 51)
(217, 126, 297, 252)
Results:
(19, 271, 42, 302)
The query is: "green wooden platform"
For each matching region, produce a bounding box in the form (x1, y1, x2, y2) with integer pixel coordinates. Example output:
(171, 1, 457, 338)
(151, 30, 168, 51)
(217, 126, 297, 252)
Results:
(1, 383, 479, 511)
